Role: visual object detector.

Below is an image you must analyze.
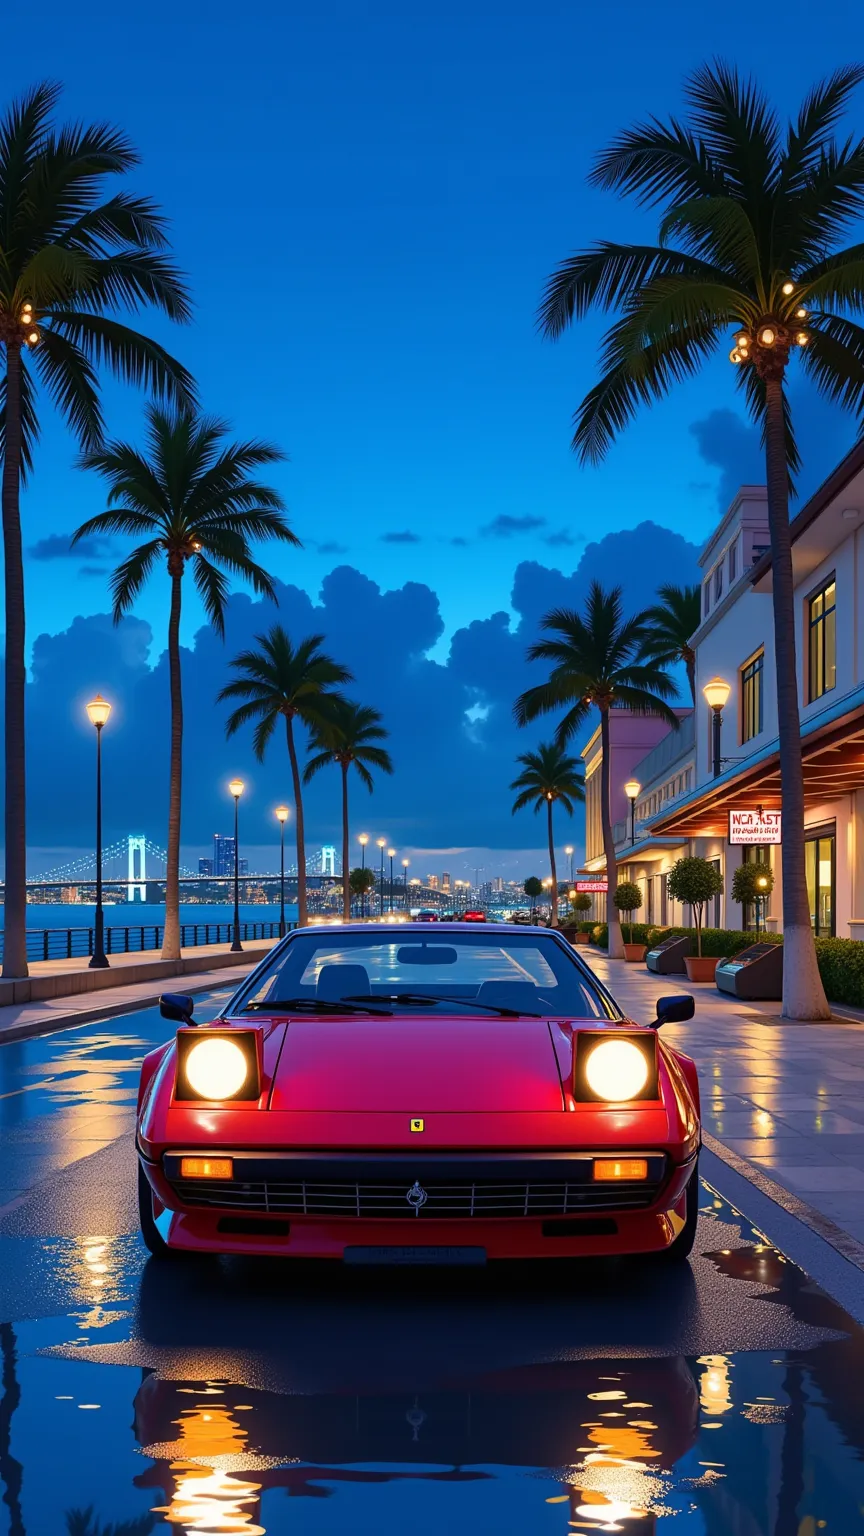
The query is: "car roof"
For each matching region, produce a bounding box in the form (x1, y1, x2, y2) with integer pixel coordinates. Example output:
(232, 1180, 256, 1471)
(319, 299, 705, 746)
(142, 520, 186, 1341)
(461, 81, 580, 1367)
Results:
(302, 920, 552, 934)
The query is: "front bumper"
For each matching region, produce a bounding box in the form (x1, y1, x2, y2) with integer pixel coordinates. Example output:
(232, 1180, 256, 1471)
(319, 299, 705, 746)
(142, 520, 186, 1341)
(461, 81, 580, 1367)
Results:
(140, 1146, 699, 1259)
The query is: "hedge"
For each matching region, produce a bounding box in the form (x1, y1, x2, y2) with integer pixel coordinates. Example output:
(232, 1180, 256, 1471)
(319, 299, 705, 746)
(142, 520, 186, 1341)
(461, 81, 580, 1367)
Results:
(582, 924, 864, 1008)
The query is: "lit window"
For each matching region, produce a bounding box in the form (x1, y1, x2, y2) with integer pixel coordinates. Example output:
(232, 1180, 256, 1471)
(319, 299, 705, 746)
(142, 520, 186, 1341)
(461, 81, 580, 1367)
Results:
(808, 577, 836, 702)
(741, 651, 763, 743)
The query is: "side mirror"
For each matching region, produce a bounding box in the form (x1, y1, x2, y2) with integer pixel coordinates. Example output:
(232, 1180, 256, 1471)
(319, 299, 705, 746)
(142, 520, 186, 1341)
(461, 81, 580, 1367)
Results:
(160, 992, 195, 1024)
(654, 993, 695, 1028)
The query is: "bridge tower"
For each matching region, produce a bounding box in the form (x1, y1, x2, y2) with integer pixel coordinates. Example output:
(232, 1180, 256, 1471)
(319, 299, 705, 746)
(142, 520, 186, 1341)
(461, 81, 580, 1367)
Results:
(127, 835, 147, 901)
(321, 845, 337, 877)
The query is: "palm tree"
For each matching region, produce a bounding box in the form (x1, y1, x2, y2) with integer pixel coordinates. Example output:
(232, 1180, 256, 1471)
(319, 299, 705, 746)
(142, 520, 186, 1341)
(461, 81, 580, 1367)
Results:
(514, 582, 678, 957)
(641, 585, 701, 703)
(534, 62, 864, 1014)
(72, 407, 297, 959)
(510, 743, 584, 928)
(0, 82, 194, 978)
(304, 701, 394, 918)
(219, 629, 351, 926)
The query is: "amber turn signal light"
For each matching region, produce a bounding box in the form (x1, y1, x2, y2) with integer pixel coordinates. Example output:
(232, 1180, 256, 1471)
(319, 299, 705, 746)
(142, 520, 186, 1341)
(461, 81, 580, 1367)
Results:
(179, 1156, 233, 1180)
(593, 1158, 649, 1182)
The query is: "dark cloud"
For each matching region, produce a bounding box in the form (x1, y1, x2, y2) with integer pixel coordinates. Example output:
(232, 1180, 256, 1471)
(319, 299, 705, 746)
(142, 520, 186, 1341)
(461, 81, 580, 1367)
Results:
(543, 529, 584, 548)
(691, 375, 858, 515)
(79, 565, 111, 577)
(450, 536, 469, 547)
(480, 514, 546, 538)
(29, 532, 115, 561)
(8, 523, 701, 852)
(380, 530, 421, 544)
(313, 540, 349, 555)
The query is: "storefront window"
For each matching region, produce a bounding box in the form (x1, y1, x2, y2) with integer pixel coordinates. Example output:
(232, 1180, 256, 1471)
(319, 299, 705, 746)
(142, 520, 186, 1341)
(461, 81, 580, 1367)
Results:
(808, 576, 836, 702)
(740, 651, 763, 743)
(805, 830, 835, 936)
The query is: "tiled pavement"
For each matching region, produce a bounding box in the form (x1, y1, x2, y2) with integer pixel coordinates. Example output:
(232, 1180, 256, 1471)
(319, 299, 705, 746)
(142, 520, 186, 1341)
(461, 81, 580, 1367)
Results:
(589, 951, 864, 1258)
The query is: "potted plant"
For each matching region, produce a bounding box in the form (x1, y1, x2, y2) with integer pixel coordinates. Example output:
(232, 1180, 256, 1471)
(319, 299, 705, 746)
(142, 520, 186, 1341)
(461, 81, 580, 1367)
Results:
(523, 876, 543, 924)
(666, 857, 724, 980)
(614, 880, 645, 961)
(730, 861, 775, 936)
(570, 891, 593, 943)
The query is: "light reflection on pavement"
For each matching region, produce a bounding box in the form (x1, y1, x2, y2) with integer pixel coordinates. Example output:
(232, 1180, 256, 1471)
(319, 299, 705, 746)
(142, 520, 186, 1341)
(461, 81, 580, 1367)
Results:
(0, 993, 863, 1532)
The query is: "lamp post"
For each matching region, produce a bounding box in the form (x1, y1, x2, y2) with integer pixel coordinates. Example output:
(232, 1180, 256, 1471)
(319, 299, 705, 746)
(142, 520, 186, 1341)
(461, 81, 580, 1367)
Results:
(565, 845, 574, 883)
(624, 779, 641, 845)
(543, 877, 553, 926)
(358, 834, 369, 917)
(402, 858, 409, 909)
(388, 847, 396, 913)
(377, 838, 386, 917)
(275, 806, 289, 936)
(229, 778, 245, 952)
(86, 694, 112, 969)
(703, 677, 732, 778)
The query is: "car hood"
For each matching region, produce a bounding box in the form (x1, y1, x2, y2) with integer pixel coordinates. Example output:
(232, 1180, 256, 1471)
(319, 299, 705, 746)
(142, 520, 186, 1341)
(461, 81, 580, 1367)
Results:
(268, 1017, 565, 1113)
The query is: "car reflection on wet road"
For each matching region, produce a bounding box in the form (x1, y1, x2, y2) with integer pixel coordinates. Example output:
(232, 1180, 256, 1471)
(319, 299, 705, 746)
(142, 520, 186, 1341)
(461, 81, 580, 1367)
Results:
(0, 995, 863, 1533)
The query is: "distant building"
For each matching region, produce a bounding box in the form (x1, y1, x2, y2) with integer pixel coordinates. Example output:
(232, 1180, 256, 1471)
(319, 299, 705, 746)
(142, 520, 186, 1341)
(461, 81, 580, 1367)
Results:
(198, 858, 213, 876)
(428, 875, 438, 889)
(238, 858, 248, 876)
(493, 876, 503, 893)
(441, 872, 451, 892)
(213, 835, 235, 876)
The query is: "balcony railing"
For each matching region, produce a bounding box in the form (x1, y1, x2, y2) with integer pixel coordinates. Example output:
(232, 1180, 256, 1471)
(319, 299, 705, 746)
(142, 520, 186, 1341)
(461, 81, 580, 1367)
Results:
(0, 920, 290, 965)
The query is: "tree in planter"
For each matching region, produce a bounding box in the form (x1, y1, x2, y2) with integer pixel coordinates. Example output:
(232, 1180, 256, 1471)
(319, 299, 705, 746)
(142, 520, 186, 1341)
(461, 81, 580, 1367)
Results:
(731, 861, 775, 933)
(571, 891, 593, 924)
(614, 880, 643, 945)
(666, 858, 724, 958)
(349, 867, 376, 911)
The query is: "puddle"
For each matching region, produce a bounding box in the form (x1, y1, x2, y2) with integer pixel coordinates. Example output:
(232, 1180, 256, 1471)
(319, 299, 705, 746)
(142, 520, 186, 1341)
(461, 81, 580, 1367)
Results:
(0, 1185, 862, 1533)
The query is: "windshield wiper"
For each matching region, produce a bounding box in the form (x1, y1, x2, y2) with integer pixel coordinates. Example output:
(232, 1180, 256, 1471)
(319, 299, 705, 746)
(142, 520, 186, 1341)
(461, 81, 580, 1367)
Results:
(241, 997, 392, 1017)
(341, 992, 542, 1018)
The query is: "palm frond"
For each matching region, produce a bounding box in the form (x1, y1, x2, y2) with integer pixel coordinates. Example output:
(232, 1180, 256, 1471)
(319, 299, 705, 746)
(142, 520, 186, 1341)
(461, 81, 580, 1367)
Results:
(34, 327, 104, 447)
(0, 356, 39, 477)
(537, 243, 728, 337)
(47, 311, 196, 407)
(191, 554, 231, 637)
(108, 538, 163, 619)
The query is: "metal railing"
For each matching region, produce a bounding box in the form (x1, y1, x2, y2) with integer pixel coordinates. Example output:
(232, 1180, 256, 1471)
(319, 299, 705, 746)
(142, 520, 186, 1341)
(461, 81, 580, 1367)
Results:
(0, 920, 290, 965)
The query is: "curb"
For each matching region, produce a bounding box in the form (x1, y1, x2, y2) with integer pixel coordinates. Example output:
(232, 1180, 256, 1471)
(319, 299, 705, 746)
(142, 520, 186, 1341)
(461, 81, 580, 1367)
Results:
(702, 1129, 864, 1274)
(0, 969, 249, 1046)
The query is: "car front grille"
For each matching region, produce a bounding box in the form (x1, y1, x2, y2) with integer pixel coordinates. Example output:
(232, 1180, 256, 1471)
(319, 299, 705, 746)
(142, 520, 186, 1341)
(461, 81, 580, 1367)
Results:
(168, 1176, 660, 1218)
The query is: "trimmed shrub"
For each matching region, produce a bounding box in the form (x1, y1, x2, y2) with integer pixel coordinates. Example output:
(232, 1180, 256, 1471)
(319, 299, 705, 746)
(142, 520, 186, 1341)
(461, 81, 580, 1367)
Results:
(588, 924, 781, 956)
(814, 937, 864, 1008)
(613, 881, 643, 943)
(666, 857, 724, 956)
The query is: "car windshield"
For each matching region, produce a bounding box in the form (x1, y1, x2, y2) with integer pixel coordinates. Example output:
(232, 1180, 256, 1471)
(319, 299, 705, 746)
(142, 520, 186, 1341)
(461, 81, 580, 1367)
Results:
(230, 929, 617, 1019)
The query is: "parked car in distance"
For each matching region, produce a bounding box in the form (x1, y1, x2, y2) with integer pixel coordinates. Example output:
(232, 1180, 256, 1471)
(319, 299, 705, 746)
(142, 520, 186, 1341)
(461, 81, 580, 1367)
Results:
(463, 910, 487, 923)
(415, 910, 439, 922)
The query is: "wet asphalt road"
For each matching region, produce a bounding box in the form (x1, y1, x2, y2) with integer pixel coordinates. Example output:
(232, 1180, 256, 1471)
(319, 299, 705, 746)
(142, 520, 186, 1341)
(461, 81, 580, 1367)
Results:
(1, 993, 863, 1534)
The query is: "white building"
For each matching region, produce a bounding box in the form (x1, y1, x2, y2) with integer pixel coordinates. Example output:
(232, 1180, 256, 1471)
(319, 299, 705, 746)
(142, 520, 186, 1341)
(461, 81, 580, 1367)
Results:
(589, 439, 864, 938)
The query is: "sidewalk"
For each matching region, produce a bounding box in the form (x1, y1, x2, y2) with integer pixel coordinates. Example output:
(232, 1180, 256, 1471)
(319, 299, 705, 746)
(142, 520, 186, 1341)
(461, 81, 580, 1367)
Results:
(0, 936, 277, 1009)
(589, 951, 864, 1266)
(0, 941, 273, 1044)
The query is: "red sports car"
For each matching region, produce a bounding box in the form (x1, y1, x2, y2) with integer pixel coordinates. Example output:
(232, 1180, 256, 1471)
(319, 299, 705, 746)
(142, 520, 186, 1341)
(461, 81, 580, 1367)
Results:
(136, 922, 700, 1266)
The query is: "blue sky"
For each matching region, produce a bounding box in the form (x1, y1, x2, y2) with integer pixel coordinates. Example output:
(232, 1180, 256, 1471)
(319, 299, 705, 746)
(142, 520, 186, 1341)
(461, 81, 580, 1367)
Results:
(2, 0, 863, 860)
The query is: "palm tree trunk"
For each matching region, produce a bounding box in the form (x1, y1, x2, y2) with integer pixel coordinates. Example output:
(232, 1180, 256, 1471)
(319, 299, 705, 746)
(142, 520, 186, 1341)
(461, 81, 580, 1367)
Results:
(1, 344, 28, 979)
(600, 706, 624, 958)
(764, 377, 830, 1019)
(341, 762, 350, 920)
(546, 798, 559, 928)
(161, 569, 183, 961)
(685, 650, 696, 705)
(286, 714, 307, 926)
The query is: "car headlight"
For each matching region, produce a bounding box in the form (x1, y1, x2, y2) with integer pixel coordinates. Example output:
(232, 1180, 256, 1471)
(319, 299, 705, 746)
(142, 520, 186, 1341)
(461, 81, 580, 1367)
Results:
(575, 1031, 657, 1103)
(174, 1028, 262, 1102)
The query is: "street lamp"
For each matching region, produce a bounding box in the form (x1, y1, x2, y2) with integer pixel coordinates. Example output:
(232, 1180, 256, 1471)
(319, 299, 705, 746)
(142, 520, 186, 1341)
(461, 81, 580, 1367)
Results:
(377, 838, 386, 917)
(85, 694, 112, 969)
(228, 778, 245, 952)
(756, 873, 769, 936)
(565, 844, 574, 883)
(275, 806, 289, 937)
(388, 847, 396, 913)
(702, 677, 732, 778)
(358, 834, 369, 917)
(402, 858, 409, 908)
(624, 779, 641, 845)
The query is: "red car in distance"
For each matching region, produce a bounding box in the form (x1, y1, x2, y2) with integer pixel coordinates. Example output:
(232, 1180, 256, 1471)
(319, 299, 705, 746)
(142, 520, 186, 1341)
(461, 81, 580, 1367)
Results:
(462, 909, 487, 922)
(136, 922, 700, 1267)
